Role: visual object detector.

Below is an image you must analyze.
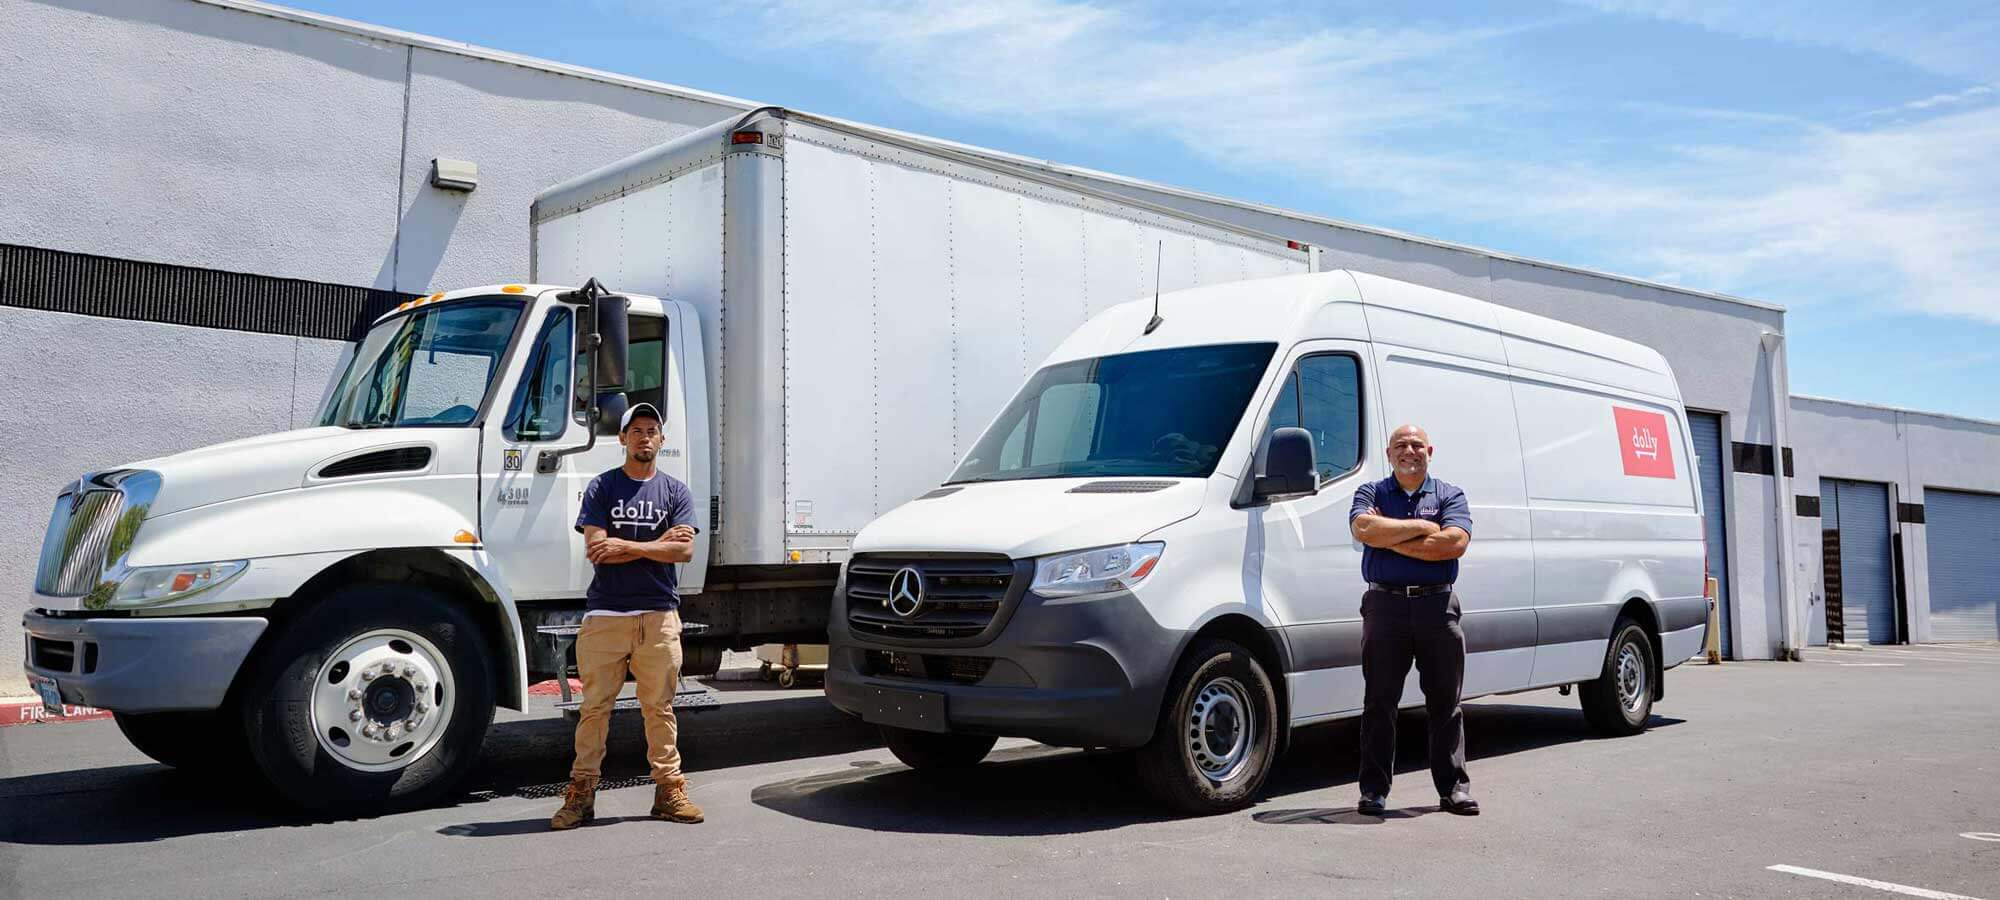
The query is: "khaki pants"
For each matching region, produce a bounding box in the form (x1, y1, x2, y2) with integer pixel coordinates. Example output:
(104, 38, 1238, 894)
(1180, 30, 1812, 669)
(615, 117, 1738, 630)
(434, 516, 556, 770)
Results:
(569, 610, 685, 788)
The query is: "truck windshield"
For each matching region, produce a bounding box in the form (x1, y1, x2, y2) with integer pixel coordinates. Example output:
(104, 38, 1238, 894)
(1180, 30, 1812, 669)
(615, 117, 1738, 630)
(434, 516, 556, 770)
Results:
(319, 300, 523, 429)
(949, 342, 1277, 484)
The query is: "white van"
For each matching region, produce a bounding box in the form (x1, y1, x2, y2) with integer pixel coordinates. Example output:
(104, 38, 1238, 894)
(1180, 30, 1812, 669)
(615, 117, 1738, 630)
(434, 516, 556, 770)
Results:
(825, 270, 1709, 814)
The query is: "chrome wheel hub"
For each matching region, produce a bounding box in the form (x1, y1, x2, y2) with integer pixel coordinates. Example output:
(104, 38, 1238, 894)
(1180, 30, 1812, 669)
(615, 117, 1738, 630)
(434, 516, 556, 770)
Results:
(311, 629, 455, 772)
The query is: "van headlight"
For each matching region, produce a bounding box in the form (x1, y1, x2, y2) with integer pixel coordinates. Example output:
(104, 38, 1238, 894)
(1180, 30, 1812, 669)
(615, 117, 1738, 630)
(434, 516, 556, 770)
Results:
(108, 560, 249, 608)
(1031, 543, 1164, 597)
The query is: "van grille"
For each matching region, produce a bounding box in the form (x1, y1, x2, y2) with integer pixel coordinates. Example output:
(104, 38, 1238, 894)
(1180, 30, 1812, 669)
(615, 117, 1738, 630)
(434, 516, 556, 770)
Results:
(863, 650, 995, 685)
(845, 554, 1018, 642)
(35, 489, 127, 596)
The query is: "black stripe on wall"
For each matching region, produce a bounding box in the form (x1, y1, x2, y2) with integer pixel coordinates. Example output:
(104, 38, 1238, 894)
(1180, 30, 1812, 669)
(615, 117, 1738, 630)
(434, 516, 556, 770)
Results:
(1731, 441, 1795, 477)
(1, 243, 412, 342)
(1796, 494, 1822, 517)
(1897, 502, 1926, 524)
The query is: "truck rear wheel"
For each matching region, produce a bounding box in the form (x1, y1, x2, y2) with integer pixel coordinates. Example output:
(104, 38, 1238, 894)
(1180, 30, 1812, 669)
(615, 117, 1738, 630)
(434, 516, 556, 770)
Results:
(1580, 619, 1654, 736)
(1135, 639, 1278, 815)
(114, 708, 250, 773)
(240, 582, 496, 815)
(879, 727, 996, 769)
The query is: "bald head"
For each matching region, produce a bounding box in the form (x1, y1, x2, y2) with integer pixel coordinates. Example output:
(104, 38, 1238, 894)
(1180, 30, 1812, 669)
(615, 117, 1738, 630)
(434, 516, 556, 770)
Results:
(1387, 423, 1433, 487)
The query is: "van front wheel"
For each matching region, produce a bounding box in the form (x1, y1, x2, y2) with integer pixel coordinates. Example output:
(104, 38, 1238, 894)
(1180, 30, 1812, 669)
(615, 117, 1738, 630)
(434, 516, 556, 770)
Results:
(1580, 619, 1654, 736)
(1136, 639, 1279, 815)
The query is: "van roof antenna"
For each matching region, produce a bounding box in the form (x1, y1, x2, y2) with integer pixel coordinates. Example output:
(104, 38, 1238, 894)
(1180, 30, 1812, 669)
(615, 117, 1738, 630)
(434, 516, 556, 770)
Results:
(1143, 241, 1164, 335)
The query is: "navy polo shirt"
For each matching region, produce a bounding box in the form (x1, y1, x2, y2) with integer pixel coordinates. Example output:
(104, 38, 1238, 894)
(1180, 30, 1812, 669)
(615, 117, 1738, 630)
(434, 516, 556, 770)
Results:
(1348, 475, 1473, 586)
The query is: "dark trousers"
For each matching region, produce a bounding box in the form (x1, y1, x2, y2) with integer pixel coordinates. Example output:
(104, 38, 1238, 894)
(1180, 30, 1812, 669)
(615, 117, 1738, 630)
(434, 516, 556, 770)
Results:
(1358, 589, 1470, 799)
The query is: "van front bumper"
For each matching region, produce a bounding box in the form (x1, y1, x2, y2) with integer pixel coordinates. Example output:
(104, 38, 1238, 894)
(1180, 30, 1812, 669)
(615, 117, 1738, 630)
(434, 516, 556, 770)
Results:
(21, 610, 267, 713)
(826, 589, 1181, 749)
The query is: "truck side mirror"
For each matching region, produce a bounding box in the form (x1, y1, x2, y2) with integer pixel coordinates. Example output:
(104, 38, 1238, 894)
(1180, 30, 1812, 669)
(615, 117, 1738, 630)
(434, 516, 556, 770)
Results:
(1253, 427, 1318, 502)
(585, 293, 630, 392)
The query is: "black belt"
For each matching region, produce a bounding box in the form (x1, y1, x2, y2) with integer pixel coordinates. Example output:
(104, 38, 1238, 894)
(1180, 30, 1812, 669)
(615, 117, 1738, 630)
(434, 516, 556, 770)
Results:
(1369, 582, 1453, 597)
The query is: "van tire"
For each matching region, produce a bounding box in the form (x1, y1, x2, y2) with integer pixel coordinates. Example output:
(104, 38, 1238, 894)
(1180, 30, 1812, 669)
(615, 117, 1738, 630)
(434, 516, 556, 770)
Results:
(1135, 639, 1279, 815)
(115, 708, 251, 773)
(1581, 619, 1654, 736)
(240, 582, 497, 815)
(880, 727, 996, 769)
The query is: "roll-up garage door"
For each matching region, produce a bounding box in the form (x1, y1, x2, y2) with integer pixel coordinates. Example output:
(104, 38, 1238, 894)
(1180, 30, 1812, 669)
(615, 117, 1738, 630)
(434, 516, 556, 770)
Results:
(1923, 489, 2000, 641)
(1823, 479, 1898, 644)
(1688, 412, 1732, 656)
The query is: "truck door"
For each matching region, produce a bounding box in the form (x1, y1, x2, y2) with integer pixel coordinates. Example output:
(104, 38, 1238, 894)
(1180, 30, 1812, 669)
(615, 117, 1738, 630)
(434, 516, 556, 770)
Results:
(484, 303, 585, 599)
(559, 311, 686, 589)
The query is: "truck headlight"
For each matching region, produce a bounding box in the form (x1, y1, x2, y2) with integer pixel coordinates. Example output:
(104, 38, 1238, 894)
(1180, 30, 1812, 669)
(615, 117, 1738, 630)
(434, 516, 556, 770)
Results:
(1031, 543, 1164, 597)
(110, 560, 249, 608)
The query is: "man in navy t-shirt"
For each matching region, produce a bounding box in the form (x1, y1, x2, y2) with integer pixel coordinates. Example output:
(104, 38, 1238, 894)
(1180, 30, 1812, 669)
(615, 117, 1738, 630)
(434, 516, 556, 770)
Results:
(551, 402, 706, 829)
(1348, 423, 1479, 817)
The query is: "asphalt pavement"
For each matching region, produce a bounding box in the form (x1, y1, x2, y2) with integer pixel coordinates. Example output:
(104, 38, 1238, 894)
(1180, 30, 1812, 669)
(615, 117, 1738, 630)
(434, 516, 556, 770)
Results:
(4, 645, 1998, 900)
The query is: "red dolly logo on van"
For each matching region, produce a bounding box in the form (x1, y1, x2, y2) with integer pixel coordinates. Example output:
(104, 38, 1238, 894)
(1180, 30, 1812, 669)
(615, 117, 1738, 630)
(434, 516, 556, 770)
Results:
(1613, 407, 1675, 478)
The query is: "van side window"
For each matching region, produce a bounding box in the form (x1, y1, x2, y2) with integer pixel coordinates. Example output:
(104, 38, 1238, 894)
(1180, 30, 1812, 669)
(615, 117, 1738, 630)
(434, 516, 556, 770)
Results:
(1297, 354, 1362, 482)
(507, 308, 574, 441)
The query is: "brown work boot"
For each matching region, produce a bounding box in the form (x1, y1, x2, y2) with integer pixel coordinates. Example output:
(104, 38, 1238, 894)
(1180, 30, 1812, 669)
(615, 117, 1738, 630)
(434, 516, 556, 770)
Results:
(651, 782, 704, 823)
(549, 776, 597, 830)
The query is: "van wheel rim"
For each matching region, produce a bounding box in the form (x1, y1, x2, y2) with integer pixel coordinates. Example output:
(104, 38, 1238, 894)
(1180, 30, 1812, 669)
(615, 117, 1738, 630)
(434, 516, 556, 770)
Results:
(1188, 676, 1254, 784)
(1616, 642, 1647, 716)
(310, 629, 456, 773)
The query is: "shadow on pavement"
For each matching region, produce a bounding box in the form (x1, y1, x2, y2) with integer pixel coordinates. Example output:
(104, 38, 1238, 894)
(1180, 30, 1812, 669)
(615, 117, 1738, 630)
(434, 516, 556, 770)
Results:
(750, 702, 1682, 836)
(0, 694, 874, 846)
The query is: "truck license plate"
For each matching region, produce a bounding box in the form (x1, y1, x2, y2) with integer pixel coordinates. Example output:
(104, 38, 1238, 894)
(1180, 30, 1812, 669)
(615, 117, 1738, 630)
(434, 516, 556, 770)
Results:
(29, 674, 63, 716)
(860, 685, 947, 733)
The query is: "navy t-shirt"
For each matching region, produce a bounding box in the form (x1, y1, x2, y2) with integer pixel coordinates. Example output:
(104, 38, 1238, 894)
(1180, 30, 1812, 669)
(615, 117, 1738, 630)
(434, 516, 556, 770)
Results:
(575, 469, 698, 612)
(1348, 475, 1473, 586)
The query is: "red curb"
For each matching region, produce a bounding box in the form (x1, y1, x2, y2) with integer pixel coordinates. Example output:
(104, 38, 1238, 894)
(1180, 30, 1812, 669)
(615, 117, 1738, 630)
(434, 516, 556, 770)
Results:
(527, 678, 582, 696)
(1, 700, 114, 727)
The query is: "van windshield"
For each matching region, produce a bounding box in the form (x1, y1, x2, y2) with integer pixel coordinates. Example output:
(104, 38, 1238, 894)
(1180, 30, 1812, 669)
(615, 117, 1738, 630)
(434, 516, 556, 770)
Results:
(949, 343, 1277, 484)
(319, 300, 523, 429)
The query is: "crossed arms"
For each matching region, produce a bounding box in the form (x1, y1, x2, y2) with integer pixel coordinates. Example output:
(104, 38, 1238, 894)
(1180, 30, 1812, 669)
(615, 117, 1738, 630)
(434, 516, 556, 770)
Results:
(1350, 511, 1469, 561)
(583, 524, 697, 565)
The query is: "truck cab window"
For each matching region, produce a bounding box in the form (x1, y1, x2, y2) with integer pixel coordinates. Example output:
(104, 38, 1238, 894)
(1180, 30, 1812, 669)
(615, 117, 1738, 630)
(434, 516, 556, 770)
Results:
(573, 314, 666, 435)
(507, 308, 574, 441)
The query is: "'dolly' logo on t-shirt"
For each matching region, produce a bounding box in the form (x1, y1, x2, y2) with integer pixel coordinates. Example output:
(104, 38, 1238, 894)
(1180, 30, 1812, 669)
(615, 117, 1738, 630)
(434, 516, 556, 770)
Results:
(1613, 407, 1675, 479)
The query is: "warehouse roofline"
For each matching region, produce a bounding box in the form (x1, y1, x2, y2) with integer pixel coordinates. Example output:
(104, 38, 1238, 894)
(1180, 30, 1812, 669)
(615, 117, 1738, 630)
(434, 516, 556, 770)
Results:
(201, 0, 1784, 317)
(1792, 395, 2000, 430)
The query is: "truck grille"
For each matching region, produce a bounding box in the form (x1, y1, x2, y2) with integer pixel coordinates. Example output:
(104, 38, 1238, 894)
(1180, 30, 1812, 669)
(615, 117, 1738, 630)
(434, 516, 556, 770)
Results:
(845, 554, 1019, 642)
(35, 489, 127, 596)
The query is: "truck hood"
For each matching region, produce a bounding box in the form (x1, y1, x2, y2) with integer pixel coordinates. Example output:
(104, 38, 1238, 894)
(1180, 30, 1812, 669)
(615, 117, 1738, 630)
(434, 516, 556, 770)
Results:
(851, 477, 1207, 559)
(124, 427, 439, 516)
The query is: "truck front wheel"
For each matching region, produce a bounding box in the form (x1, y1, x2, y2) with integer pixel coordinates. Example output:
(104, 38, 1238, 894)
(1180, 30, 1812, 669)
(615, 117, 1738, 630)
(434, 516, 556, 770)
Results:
(1135, 639, 1279, 815)
(241, 583, 497, 815)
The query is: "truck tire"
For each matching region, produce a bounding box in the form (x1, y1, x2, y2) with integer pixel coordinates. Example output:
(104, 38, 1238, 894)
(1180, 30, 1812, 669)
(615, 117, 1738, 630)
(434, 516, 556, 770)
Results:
(880, 726, 996, 770)
(1135, 639, 1279, 815)
(115, 708, 250, 773)
(240, 582, 497, 815)
(1580, 618, 1655, 736)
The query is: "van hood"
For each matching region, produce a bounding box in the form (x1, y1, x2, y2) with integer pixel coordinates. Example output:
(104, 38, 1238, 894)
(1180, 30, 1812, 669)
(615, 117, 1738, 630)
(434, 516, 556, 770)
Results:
(122, 427, 438, 516)
(851, 477, 1207, 560)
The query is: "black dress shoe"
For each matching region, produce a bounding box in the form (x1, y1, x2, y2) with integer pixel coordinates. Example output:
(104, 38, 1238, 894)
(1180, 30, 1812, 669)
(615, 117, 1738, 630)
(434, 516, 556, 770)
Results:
(1357, 794, 1387, 815)
(1439, 790, 1480, 815)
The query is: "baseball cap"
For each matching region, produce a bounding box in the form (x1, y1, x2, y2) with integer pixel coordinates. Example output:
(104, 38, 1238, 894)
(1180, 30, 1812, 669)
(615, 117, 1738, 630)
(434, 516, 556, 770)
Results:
(620, 402, 663, 432)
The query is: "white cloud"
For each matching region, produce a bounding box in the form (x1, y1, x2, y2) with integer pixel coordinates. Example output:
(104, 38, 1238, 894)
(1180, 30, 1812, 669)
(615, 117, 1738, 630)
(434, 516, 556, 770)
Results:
(633, 0, 2000, 323)
(1566, 0, 2000, 81)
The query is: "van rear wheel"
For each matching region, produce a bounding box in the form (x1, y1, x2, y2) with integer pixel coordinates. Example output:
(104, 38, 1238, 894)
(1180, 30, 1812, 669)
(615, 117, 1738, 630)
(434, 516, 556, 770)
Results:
(1135, 639, 1279, 815)
(1580, 619, 1654, 736)
(880, 727, 996, 769)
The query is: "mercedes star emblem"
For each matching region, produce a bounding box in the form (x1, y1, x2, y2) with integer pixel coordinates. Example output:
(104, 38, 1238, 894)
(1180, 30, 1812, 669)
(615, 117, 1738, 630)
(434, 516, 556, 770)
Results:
(888, 567, 924, 618)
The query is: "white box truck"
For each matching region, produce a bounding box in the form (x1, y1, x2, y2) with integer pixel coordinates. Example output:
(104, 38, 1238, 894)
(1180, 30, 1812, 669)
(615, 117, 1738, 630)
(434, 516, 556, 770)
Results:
(21, 107, 1309, 813)
(827, 270, 1711, 814)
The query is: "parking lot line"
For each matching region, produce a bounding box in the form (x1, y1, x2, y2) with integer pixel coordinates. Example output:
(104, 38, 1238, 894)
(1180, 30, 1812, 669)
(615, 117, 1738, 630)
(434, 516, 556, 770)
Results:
(1767, 865, 1987, 899)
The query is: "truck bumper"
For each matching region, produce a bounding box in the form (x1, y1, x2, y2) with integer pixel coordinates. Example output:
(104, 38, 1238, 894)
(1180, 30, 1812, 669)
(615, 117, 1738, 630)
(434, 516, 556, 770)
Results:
(825, 589, 1181, 749)
(21, 610, 267, 713)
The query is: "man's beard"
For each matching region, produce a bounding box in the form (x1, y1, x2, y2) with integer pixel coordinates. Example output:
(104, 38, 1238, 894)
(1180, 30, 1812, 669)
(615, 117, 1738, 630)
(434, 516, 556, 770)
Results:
(631, 448, 657, 463)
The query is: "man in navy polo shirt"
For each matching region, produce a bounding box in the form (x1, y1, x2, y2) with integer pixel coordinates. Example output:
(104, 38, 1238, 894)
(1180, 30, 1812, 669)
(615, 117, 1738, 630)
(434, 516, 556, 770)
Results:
(1348, 423, 1478, 816)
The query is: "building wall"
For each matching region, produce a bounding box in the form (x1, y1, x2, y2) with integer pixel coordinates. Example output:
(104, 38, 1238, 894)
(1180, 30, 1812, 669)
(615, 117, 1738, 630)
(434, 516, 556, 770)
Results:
(1789, 396, 2000, 644)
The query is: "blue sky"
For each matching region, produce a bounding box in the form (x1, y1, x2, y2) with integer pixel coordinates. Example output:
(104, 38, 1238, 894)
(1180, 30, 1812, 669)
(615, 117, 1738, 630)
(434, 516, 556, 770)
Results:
(296, 0, 2000, 419)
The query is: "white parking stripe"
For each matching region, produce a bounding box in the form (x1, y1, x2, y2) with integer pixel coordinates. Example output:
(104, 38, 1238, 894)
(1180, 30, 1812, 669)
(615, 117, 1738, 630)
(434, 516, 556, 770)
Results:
(1767, 865, 1987, 899)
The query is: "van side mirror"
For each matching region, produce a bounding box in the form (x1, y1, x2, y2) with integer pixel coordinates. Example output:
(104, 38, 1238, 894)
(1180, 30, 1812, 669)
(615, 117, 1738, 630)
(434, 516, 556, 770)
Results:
(1254, 427, 1318, 501)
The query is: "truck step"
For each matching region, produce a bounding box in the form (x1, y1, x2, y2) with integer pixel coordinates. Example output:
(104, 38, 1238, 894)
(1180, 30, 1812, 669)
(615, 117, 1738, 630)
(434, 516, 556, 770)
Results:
(553, 683, 721, 716)
(535, 621, 710, 638)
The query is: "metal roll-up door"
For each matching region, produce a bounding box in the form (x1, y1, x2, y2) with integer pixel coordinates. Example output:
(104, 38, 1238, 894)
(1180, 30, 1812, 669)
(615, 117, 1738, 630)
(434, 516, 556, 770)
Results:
(1825, 479, 1898, 644)
(1688, 412, 1732, 656)
(1924, 489, 2000, 641)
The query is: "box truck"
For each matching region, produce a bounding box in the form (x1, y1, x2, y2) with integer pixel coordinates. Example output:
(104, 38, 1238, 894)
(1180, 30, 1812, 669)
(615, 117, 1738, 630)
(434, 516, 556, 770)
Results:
(827, 270, 1711, 814)
(21, 107, 1309, 812)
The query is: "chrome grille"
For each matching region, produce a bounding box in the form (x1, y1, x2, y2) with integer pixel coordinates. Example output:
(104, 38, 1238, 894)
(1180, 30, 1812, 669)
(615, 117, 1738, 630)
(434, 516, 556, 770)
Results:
(846, 555, 1018, 642)
(36, 490, 127, 596)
